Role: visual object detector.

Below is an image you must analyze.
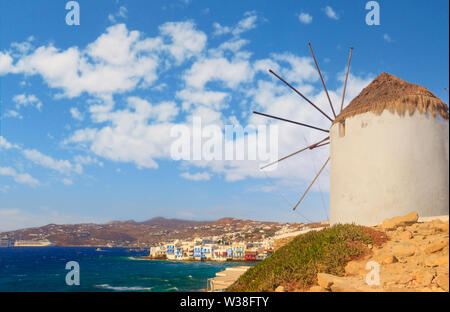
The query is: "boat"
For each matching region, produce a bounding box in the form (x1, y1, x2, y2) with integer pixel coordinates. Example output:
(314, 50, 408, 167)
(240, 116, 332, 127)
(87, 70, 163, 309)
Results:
(0, 237, 14, 247)
(13, 239, 53, 247)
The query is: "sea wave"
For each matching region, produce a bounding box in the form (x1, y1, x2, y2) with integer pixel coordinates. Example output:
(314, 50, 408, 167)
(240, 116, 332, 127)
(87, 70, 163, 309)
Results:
(95, 284, 152, 292)
(166, 286, 179, 291)
(127, 256, 150, 261)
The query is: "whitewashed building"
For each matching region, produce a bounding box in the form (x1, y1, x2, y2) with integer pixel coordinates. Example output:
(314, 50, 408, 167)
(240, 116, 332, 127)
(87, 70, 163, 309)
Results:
(330, 73, 449, 225)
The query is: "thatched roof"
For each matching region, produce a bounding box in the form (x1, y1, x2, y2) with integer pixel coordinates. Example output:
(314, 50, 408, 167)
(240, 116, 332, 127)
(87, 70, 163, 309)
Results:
(333, 73, 449, 124)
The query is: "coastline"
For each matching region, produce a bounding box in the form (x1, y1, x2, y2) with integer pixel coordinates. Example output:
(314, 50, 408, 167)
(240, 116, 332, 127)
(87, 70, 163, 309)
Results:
(136, 255, 261, 264)
(0, 247, 236, 292)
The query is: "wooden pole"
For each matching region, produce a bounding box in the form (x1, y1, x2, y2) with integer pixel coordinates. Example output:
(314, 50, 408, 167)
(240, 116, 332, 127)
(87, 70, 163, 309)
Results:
(293, 157, 330, 211)
(308, 43, 336, 118)
(269, 70, 333, 122)
(309, 141, 330, 150)
(340, 47, 354, 113)
(260, 137, 329, 170)
(253, 111, 329, 133)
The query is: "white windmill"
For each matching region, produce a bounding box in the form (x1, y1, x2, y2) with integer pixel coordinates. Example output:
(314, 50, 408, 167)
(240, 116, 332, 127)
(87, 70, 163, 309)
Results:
(254, 43, 449, 226)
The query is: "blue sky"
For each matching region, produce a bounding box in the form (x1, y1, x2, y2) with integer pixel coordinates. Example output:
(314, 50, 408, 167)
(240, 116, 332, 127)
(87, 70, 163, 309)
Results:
(0, 0, 448, 231)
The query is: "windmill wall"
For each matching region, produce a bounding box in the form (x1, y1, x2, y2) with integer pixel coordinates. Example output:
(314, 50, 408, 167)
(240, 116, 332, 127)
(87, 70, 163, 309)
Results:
(329, 110, 449, 226)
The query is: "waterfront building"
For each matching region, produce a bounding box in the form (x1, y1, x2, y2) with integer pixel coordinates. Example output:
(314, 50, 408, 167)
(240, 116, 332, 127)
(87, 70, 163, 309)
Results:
(193, 244, 203, 260)
(213, 246, 228, 261)
(244, 249, 257, 261)
(149, 245, 166, 258)
(231, 243, 246, 260)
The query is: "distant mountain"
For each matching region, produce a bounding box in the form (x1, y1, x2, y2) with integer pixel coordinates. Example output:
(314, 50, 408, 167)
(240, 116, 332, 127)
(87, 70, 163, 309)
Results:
(1, 217, 302, 247)
(137, 217, 210, 229)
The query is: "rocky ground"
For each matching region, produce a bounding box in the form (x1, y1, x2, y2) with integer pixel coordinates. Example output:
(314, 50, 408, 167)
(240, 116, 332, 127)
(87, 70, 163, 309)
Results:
(306, 212, 449, 292)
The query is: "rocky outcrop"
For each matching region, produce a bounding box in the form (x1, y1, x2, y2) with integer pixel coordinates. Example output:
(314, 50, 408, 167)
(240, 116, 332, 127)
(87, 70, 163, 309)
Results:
(380, 212, 419, 230)
(308, 212, 449, 292)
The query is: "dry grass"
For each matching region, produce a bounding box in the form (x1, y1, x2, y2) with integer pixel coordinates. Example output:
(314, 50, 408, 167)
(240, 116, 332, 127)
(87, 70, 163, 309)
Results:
(334, 72, 449, 124)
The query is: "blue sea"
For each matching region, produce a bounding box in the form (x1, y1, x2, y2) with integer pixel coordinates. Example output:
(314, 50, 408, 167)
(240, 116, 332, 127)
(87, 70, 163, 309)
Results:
(0, 247, 247, 292)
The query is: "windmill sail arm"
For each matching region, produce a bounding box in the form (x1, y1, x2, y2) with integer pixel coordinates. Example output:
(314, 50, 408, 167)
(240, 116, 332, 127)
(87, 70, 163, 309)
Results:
(340, 47, 354, 113)
(268, 70, 334, 122)
(260, 136, 329, 170)
(293, 157, 330, 211)
(310, 141, 330, 150)
(253, 111, 329, 133)
(308, 42, 336, 118)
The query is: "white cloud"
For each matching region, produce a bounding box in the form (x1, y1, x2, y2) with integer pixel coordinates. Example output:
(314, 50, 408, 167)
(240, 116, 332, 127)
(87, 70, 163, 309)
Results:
(11, 42, 33, 56)
(13, 93, 42, 110)
(0, 52, 14, 74)
(298, 12, 313, 24)
(61, 178, 73, 185)
(383, 33, 393, 43)
(184, 57, 253, 90)
(2, 136, 85, 184)
(73, 155, 103, 167)
(3, 109, 22, 119)
(159, 21, 207, 64)
(232, 11, 258, 36)
(215, 38, 249, 54)
(66, 97, 180, 169)
(180, 172, 211, 181)
(213, 11, 258, 37)
(1, 23, 206, 98)
(70, 107, 84, 121)
(324, 6, 339, 20)
(9, 36, 35, 57)
(23, 149, 82, 175)
(271, 53, 318, 85)
(0, 136, 18, 149)
(177, 88, 229, 111)
(108, 6, 128, 23)
(213, 23, 232, 36)
(0, 167, 40, 187)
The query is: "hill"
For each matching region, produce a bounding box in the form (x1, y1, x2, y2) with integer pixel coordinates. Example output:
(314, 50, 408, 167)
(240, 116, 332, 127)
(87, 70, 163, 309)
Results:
(137, 217, 210, 229)
(0, 217, 302, 247)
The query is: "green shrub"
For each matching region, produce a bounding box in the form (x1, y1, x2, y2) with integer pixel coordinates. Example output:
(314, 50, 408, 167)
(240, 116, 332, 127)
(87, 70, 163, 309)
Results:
(228, 224, 372, 292)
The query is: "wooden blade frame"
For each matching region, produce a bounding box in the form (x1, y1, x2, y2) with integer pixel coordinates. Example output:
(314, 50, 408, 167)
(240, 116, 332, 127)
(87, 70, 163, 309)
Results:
(260, 136, 329, 170)
(269, 70, 333, 122)
(310, 141, 330, 150)
(293, 157, 330, 211)
(308, 43, 336, 118)
(253, 111, 329, 133)
(340, 47, 354, 113)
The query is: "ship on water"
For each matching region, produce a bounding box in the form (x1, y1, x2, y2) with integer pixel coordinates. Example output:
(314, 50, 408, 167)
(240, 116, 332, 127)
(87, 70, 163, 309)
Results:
(0, 235, 15, 247)
(13, 239, 54, 247)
